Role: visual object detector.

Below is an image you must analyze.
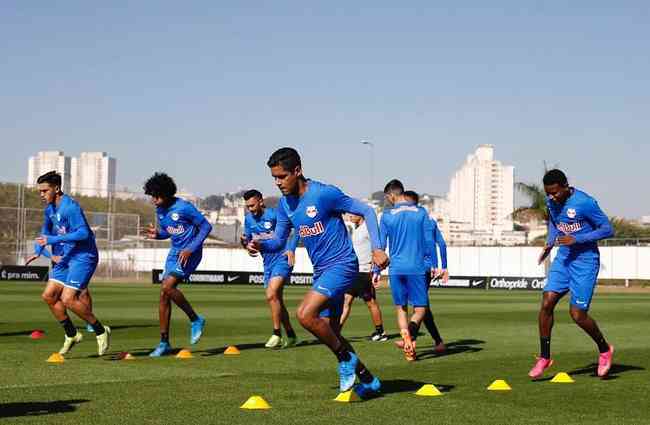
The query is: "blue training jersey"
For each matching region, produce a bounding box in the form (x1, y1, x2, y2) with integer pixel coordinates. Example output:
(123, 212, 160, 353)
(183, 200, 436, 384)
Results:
(156, 197, 212, 252)
(244, 207, 298, 268)
(424, 217, 448, 269)
(259, 179, 382, 274)
(380, 201, 433, 275)
(43, 194, 98, 264)
(546, 188, 613, 259)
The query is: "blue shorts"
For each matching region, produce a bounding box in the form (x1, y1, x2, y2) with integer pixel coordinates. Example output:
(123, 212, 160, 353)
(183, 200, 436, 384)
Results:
(312, 261, 358, 318)
(163, 249, 203, 281)
(544, 256, 600, 311)
(389, 274, 429, 307)
(263, 258, 292, 288)
(50, 259, 98, 291)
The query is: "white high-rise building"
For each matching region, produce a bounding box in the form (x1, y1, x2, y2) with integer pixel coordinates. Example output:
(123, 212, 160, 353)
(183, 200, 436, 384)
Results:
(71, 152, 117, 197)
(447, 145, 515, 235)
(27, 151, 72, 192)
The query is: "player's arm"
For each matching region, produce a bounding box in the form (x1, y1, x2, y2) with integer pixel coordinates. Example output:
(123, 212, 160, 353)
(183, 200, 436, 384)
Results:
(423, 214, 434, 265)
(283, 231, 300, 267)
(43, 205, 90, 244)
(573, 199, 614, 244)
(434, 223, 449, 282)
(257, 206, 291, 254)
(538, 211, 557, 264)
(240, 215, 252, 248)
(325, 185, 389, 270)
(184, 205, 213, 253)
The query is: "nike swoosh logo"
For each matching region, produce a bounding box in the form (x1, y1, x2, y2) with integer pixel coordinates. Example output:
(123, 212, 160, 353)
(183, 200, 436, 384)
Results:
(228, 276, 239, 282)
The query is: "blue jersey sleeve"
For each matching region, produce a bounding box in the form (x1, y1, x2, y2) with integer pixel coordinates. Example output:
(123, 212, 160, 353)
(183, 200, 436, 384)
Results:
(46, 204, 90, 244)
(286, 231, 299, 252)
(433, 223, 448, 269)
(259, 203, 291, 253)
(423, 214, 434, 265)
(243, 215, 253, 243)
(574, 199, 614, 244)
(379, 213, 389, 252)
(546, 211, 559, 246)
(184, 204, 212, 252)
(323, 185, 382, 250)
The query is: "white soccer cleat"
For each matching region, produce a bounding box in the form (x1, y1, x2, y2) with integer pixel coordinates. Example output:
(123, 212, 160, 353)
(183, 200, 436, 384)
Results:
(96, 326, 111, 356)
(59, 332, 83, 355)
(264, 334, 282, 348)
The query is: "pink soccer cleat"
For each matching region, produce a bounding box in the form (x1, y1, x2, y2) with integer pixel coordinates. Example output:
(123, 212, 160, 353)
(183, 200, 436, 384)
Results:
(597, 345, 614, 377)
(528, 357, 554, 379)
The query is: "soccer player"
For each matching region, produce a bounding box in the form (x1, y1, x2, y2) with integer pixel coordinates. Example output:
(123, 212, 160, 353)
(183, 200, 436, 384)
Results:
(378, 181, 433, 361)
(403, 190, 447, 353)
(340, 213, 387, 342)
(144, 172, 212, 357)
(240, 189, 299, 348)
(528, 169, 615, 379)
(33, 171, 110, 356)
(247, 147, 389, 398)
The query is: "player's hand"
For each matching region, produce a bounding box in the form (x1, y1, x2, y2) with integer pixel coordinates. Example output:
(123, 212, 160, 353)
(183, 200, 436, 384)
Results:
(239, 235, 248, 248)
(556, 235, 576, 246)
(179, 249, 192, 266)
(51, 255, 62, 264)
(35, 236, 48, 247)
(371, 249, 389, 270)
(441, 269, 449, 283)
(537, 245, 553, 265)
(25, 255, 39, 266)
(145, 223, 158, 239)
(246, 240, 260, 257)
(372, 273, 381, 289)
(284, 250, 295, 267)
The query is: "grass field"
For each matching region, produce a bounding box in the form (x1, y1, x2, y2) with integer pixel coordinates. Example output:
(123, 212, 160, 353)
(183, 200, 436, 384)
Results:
(1, 282, 649, 425)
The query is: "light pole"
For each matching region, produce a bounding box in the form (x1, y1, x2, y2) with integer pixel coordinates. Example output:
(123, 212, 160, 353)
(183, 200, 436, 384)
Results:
(361, 140, 374, 200)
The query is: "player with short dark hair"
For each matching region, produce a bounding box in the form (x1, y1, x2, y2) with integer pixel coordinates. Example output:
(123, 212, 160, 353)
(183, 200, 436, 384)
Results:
(144, 172, 212, 357)
(379, 181, 433, 361)
(403, 190, 448, 353)
(241, 189, 299, 349)
(529, 169, 615, 378)
(34, 171, 110, 356)
(248, 147, 389, 399)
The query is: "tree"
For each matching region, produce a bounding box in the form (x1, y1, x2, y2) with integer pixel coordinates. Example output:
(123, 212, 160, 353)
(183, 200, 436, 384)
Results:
(512, 182, 548, 223)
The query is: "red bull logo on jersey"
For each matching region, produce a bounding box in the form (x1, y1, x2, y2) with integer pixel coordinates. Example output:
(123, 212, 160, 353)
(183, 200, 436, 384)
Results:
(299, 221, 325, 238)
(166, 224, 186, 235)
(557, 222, 583, 234)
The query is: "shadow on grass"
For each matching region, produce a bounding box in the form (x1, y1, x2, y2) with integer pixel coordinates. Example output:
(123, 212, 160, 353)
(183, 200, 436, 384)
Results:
(382, 379, 455, 395)
(200, 339, 325, 356)
(417, 339, 485, 360)
(0, 330, 34, 337)
(534, 363, 644, 382)
(0, 399, 90, 418)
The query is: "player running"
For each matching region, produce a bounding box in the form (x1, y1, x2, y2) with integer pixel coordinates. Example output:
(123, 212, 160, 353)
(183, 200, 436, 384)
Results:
(247, 147, 389, 399)
(378, 181, 433, 361)
(403, 190, 447, 353)
(144, 172, 212, 357)
(33, 171, 110, 356)
(340, 213, 387, 342)
(529, 169, 615, 379)
(241, 189, 299, 349)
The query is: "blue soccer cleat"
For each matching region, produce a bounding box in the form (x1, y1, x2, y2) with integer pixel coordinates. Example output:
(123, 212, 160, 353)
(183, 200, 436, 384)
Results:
(353, 377, 382, 399)
(86, 323, 95, 333)
(337, 352, 359, 392)
(190, 315, 205, 345)
(149, 341, 172, 357)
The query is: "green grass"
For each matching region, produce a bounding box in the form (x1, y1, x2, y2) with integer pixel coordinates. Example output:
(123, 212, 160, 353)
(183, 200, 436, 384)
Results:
(0, 282, 649, 425)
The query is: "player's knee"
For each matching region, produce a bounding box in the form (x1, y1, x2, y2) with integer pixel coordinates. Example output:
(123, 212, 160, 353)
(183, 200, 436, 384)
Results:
(569, 307, 586, 323)
(60, 293, 75, 307)
(266, 291, 279, 304)
(160, 284, 175, 299)
(41, 291, 56, 305)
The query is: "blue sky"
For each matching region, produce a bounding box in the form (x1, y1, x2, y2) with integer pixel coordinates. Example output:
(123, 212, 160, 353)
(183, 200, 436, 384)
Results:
(1, 1, 648, 217)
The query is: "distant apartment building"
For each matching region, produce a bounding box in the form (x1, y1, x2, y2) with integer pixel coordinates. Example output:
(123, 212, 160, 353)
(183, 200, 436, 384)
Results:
(71, 152, 116, 198)
(27, 151, 72, 192)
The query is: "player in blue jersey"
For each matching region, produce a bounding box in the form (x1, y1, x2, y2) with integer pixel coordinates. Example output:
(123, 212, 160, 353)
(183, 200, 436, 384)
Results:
(529, 169, 615, 379)
(403, 190, 447, 353)
(240, 189, 299, 349)
(32, 171, 110, 356)
(246, 148, 389, 398)
(378, 181, 433, 361)
(144, 173, 212, 357)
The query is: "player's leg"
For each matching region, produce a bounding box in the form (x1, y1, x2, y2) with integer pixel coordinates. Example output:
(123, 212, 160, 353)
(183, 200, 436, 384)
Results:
(275, 278, 297, 347)
(529, 259, 568, 378)
(265, 276, 290, 348)
(389, 275, 415, 359)
(357, 272, 386, 341)
(339, 293, 355, 327)
(80, 289, 95, 332)
(421, 272, 445, 351)
(42, 279, 83, 354)
(567, 259, 613, 377)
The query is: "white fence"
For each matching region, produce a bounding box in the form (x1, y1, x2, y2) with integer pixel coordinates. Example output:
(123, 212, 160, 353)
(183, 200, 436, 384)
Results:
(100, 246, 650, 280)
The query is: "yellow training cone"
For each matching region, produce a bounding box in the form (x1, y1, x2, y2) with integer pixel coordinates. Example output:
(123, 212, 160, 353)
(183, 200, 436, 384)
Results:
(240, 396, 271, 410)
(176, 349, 193, 359)
(415, 384, 443, 397)
(551, 372, 574, 383)
(46, 353, 65, 363)
(224, 345, 241, 355)
(487, 379, 512, 391)
(334, 390, 360, 403)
